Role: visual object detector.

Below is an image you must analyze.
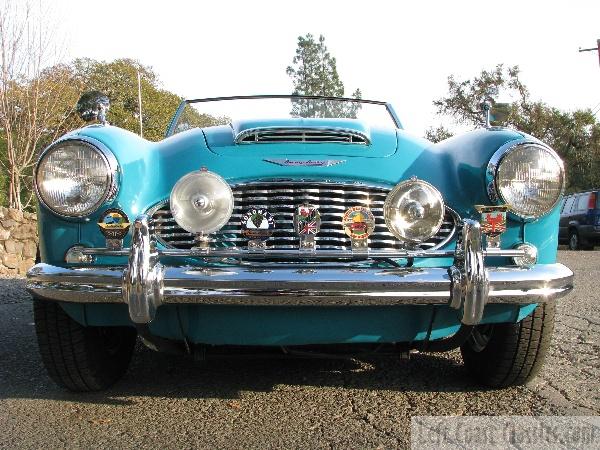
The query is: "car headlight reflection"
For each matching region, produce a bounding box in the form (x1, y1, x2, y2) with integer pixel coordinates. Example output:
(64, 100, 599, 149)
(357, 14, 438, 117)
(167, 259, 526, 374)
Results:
(170, 170, 234, 234)
(384, 179, 445, 244)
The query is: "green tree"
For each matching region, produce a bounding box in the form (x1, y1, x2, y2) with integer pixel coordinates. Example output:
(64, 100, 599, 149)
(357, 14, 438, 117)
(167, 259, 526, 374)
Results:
(72, 58, 183, 141)
(286, 34, 361, 118)
(428, 64, 600, 192)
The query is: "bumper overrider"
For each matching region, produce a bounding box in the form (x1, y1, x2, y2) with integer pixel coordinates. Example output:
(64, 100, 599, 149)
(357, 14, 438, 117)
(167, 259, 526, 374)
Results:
(26, 215, 574, 326)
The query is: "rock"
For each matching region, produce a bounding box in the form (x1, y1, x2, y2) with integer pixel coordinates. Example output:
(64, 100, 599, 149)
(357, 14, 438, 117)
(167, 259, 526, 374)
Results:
(0, 207, 5, 219)
(2, 253, 20, 269)
(7, 209, 23, 221)
(18, 258, 35, 274)
(11, 224, 37, 240)
(2, 219, 17, 229)
(4, 239, 23, 255)
(0, 228, 10, 240)
(22, 241, 37, 259)
(23, 212, 37, 221)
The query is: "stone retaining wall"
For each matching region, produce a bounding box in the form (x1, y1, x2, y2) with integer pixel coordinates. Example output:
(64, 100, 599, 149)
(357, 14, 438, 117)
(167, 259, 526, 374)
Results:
(0, 208, 38, 275)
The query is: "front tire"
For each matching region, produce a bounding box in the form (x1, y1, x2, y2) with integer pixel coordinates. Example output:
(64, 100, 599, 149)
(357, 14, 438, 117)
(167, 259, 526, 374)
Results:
(33, 300, 137, 392)
(460, 303, 555, 388)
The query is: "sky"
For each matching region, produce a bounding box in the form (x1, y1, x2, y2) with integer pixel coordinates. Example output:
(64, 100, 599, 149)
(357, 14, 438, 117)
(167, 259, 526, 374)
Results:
(50, 0, 600, 136)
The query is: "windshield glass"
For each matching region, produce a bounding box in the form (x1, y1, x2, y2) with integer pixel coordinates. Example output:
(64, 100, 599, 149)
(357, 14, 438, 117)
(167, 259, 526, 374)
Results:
(168, 96, 398, 136)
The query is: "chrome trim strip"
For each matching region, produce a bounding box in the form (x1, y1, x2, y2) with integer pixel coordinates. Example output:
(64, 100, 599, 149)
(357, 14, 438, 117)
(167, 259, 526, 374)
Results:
(77, 246, 525, 259)
(34, 135, 120, 219)
(27, 262, 574, 308)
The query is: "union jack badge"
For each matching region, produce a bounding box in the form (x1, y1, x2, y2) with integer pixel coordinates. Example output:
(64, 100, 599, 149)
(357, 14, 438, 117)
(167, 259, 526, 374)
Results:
(294, 205, 321, 235)
(475, 205, 510, 237)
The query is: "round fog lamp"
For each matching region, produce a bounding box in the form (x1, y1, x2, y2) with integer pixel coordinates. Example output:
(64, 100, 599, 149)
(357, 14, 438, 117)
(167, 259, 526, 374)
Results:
(513, 243, 537, 267)
(170, 170, 234, 234)
(384, 179, 445, 244)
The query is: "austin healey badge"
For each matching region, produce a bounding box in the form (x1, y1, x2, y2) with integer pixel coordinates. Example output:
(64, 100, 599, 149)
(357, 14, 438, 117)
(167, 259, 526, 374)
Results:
(241, 208, 275, 242)
(475, 205, 509, 248)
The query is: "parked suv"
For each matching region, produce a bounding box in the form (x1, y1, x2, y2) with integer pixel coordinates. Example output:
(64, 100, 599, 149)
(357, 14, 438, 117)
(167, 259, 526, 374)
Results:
(559, 190, 600, 250)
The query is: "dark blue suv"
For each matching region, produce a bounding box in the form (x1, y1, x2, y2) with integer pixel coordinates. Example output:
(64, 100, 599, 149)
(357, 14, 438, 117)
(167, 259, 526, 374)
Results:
(559, 190, 600, 250)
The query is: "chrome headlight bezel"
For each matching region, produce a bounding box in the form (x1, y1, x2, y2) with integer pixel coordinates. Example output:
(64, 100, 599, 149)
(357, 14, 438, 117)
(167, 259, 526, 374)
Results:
(383, 178, 446, 244)
(34, 136, 119, 219)
(486, 140, 565, 220)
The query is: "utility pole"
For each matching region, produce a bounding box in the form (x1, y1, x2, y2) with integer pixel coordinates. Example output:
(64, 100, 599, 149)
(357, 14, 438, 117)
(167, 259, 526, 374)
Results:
(137, 71, 144, 138)
(578, 39, 600, 67)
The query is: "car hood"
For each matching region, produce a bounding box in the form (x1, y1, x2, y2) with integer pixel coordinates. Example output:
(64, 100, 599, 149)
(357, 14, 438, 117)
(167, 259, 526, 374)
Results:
(202, 118, 398, 158)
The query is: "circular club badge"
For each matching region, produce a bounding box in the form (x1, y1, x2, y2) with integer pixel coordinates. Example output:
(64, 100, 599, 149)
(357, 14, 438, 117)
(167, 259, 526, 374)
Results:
(241, 208, 275, 240)
(342, 206, 375, 240)
(97, 208, 130, 240)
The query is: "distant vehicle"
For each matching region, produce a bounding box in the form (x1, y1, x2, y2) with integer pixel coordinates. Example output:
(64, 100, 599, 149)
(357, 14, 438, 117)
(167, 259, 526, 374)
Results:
(559, 190, 600, 250)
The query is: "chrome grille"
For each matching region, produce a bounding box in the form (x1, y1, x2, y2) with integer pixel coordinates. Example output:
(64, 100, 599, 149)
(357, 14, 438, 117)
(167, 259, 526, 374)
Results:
(150, 181, 457, 251)
(237, 128, 368, 144)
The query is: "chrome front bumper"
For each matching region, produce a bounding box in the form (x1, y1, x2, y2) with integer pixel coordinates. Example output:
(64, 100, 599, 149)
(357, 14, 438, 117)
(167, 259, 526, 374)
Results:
(27, 215, 574, 325)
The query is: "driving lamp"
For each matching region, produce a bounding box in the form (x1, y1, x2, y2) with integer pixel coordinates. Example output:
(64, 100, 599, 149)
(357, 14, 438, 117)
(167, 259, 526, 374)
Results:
(493, 143, 564, 219)
(384, 178, 445, 244)
(35, 139, 117, 217)
(170, 170, 234, 234)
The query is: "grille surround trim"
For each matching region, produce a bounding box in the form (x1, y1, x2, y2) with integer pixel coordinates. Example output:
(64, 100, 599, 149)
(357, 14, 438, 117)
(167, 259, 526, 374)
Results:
(148, 181, 459, 252)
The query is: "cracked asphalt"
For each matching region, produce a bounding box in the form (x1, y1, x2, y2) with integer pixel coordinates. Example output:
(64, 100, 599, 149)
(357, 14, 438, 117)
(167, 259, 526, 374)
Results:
(0, 251, 598, 449)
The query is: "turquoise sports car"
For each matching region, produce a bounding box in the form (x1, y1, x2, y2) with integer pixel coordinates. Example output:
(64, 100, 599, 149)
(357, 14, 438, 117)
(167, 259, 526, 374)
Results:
(27, 94, 573, 391)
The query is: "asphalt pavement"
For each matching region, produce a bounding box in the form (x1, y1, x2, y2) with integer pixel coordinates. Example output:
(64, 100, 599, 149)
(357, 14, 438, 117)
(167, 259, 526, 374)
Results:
(0, 251, 598, 449)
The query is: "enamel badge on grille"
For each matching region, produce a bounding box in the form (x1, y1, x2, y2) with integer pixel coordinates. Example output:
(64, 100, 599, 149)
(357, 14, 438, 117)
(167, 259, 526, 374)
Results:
(475, 205, 510, 248)
(342, 206, 375, 240)
(294, 205, 321, 235)
(98, 209, 130, 240)
(241, 208, 275, 240)
(476, 205, 509, 236)
(97, 208, 130, 250)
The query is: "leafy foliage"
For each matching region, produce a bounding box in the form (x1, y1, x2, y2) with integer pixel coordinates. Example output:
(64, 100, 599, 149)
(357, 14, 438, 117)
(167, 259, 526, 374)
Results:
(0, 57, 220, 209)
(429, 64, 600, 192)
(286, 34, 361, 118)
(72, 58, 183, 141)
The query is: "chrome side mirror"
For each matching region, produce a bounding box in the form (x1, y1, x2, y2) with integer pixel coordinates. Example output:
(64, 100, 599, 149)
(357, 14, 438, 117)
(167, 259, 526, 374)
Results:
(76, 91, 110, 125)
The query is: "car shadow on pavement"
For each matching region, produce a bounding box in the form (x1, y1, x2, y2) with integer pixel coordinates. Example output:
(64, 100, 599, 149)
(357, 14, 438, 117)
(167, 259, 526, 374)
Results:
(1, 338, 483, 405)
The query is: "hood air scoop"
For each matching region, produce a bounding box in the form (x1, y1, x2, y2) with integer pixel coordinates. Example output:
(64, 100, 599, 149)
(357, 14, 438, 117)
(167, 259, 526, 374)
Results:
(235, 127, 370, 145)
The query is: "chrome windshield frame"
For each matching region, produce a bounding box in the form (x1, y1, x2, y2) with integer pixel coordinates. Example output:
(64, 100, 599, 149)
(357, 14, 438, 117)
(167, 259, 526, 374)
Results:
(164, 94, 403, 137)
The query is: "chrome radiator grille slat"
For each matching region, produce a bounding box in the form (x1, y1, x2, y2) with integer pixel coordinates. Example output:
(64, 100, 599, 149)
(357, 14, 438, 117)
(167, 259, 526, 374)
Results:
(150, 182, 457, 251)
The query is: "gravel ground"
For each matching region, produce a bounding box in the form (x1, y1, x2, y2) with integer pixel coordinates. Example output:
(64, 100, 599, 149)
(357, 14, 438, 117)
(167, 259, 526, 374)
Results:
(0, 251, 598, 449)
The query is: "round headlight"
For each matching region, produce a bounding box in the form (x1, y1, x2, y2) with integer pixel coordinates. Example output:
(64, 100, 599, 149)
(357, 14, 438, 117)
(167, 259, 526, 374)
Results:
(384, 179, 445, 244)
(36, 139, 117, 217)
(170, 170, 233, 234)
(492, 143, 564, 219)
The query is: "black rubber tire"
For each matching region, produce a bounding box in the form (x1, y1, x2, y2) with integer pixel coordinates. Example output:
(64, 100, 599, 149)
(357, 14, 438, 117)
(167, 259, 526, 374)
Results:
(568, 230, 580, 250)
(33, 300, 137, 392)
(460, 303, 555, 388)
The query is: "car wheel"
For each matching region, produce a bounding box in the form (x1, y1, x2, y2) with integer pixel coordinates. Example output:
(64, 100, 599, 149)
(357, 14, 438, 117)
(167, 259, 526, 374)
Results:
(33, 300, 137, 392)
(568, 230, 579, 250)
(460, 303, 555, 388)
